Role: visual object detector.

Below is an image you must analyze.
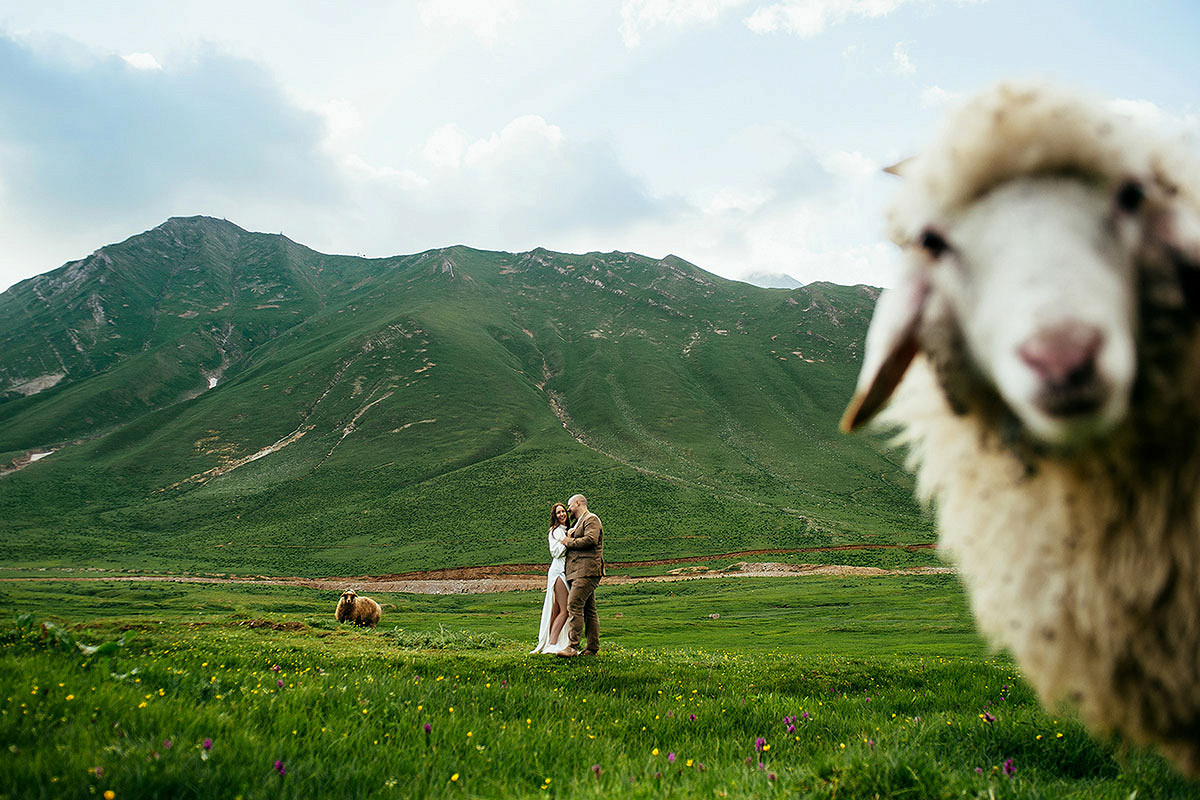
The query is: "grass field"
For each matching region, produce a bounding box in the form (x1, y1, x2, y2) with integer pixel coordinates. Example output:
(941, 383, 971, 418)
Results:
(2, 576, 1195, 799)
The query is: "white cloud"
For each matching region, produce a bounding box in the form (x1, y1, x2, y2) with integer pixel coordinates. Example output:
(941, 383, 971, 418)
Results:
(1108, 97, 1200, 144)
(819, 149, 879, 181)
(746, 0, 910, 37)
(620, 0, 750, 46)
(0, 37, 342, 220)
(308, 98, 363, 144)
(463, 115, 564, 167)
(121, 52, 161, 70)
(703, 187, 772, 214)
(422, 123, 471, 169)
(891, 41, 915, 75)
(919, 84, 962, 109)
(746, 0, 983, 38)
(342, 154, 429, 190)
(329, 113, 669, 258)
(599, 140, 898, 287)
(418, 0, 521, 42)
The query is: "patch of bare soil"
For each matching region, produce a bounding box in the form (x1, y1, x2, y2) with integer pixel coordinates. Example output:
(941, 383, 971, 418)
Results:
(354, 543, 937, 582)
(1, 545, 951, 595)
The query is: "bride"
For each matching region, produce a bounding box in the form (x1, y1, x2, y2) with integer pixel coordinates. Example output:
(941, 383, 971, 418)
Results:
(531, 502, 571, 654)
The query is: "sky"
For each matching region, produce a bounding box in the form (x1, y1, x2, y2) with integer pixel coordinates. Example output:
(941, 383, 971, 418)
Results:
(0, 0, 1198, 292)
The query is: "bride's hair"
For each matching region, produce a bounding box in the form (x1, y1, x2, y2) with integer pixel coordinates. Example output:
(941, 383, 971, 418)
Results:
(549, 503, 568, 529)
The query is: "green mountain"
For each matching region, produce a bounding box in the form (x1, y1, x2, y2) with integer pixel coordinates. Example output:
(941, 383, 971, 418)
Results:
(0, 216, 927, 576)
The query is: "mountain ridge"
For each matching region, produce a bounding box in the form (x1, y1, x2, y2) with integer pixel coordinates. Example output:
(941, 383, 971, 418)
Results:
(0, 216, 923, 576)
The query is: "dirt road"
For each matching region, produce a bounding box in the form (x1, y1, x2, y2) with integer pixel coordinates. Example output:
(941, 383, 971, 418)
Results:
(1, 545, 949, 595)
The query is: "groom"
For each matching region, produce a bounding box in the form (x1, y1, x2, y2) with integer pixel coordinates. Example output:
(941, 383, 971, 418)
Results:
(558, 493, 605, 658)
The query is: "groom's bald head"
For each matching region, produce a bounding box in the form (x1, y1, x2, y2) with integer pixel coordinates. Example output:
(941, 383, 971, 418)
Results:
(568, 494, 587, 515)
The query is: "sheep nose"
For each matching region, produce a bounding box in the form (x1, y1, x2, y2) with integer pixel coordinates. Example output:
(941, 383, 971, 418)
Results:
(1018, 323, 1108, 416)
(1019, 323, 1103, 385)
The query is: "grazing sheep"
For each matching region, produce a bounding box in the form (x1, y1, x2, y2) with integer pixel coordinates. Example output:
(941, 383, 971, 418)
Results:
(842, 82, 1200, 774)
(335, 589, 382, 628)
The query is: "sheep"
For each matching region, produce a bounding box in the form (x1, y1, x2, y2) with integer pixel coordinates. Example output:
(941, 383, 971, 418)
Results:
(334, 589, 382, 628)
(841, 81, 1200, 775)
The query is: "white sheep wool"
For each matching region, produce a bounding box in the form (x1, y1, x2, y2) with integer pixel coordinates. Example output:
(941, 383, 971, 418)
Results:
(849, 81, 1200, 776)
(886, 81, 1199, 248)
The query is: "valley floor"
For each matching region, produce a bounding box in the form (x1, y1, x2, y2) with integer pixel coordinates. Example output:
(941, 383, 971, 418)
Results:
(1, 576, 1197, 798)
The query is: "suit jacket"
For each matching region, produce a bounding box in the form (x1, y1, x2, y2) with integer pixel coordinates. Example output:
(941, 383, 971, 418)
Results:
(563, 511, 605, 580)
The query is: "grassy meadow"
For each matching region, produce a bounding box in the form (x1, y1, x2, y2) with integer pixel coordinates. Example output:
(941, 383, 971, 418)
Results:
(2, 575, 1195, 799)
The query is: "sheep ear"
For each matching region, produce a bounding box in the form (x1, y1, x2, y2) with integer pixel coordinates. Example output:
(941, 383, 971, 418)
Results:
(840, 270, 929, 432)
(883, 157, 913, 177)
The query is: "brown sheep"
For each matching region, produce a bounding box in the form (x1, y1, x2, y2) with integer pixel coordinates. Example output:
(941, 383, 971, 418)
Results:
(334, 589, 381, 628)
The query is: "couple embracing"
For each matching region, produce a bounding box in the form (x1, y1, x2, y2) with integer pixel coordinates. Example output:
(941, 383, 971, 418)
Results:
(531, 494, 605, 658)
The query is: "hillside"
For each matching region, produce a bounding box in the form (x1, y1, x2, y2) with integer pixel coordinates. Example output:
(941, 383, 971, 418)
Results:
(0, 217, 927, 575)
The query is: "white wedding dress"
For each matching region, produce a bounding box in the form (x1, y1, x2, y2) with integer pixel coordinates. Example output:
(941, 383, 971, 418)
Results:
(531, 524, 570, 654)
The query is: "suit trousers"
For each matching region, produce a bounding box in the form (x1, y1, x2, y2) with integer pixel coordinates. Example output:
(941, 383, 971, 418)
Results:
(565, 575, 601, 653)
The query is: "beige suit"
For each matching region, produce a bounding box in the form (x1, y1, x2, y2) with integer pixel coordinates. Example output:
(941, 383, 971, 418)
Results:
(563, 511, 604, 653)
(564, 511, 604, 579)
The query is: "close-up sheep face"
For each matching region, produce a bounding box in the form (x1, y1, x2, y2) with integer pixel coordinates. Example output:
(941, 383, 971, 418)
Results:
(896, 174, 1150, 447)
(842, 85, 1200, 453)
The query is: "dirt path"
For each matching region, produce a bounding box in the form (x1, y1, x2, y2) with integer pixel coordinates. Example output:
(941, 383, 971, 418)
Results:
(1, 545, 949, 595)
(362, 543, 937, 581)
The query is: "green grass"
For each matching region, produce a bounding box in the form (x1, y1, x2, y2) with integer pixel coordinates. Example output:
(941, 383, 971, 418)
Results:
(1, 577, 1194, 799)
(0, 575, 980, 656)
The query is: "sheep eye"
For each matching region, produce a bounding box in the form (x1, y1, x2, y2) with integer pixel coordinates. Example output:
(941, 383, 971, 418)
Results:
(1116, 180, 1145, 214)
(918, 228, 949, 259)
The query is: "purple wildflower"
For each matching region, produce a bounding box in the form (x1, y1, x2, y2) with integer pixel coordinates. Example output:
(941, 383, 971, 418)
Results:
(787, 724, 795, 734)
(274, 759, 286, 776)
(272, 664, 280, 672)
(424, 723, 432, 734)
(163, 739, 172, 749)
(591, 764, 602, 777)
(801, 711, 809, 719)
(277, 679, 284, 687)
(1003, 759, 1016, 777)
(667, 753, 676, 764)
(769, 772, 777, 781)
(982, 712, 996, 723)
(755, 737, 766, 752)
(688, 714, 696, 721)
(867, 739, 875, 750)
(202, 739, 212, 750)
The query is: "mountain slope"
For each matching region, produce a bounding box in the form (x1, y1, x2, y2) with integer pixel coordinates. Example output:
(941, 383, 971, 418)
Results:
(0, 217, 926, 575)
